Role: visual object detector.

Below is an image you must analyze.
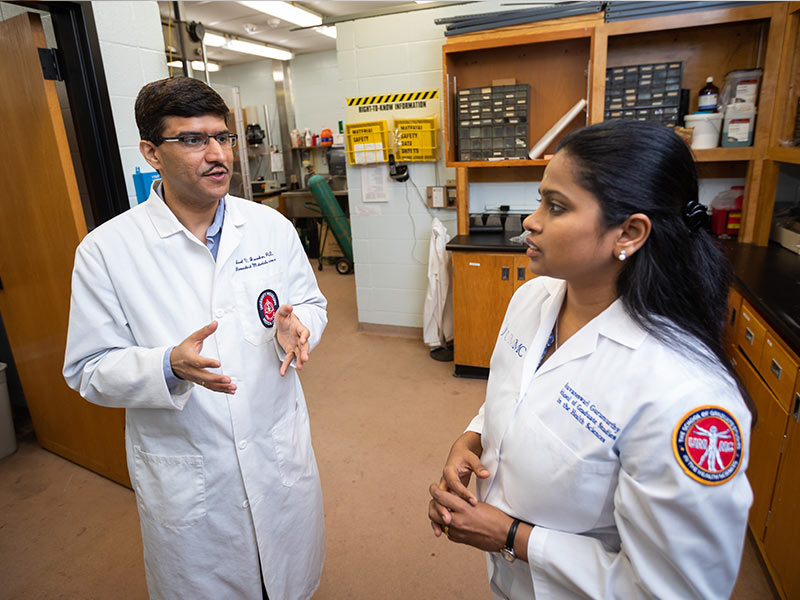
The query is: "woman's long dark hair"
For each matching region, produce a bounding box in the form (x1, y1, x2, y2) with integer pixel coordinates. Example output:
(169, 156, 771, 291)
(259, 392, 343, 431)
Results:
(556, 120, 752, 418)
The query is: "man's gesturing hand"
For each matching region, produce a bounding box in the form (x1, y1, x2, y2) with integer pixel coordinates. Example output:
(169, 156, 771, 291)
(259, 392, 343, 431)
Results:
(275, 304, 310, 377)
(170, 321, 237, 394)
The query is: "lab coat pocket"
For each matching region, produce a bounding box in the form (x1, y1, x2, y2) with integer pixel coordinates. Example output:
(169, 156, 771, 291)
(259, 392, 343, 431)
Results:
(272, 399, 314, 487)
(509, 413, 618, 533)
(234, 269, 283, 346)
(133, 446, 206, 527)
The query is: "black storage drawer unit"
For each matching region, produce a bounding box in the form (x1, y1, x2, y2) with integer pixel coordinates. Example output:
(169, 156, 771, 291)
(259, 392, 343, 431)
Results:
(456, 84, 530, 161)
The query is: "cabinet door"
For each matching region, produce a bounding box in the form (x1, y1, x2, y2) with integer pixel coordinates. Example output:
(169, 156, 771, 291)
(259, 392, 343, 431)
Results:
(452, 252, 517, 368)
(513, 255, 535, 291)
(725, 287, 742, 352)
(759, 333, 799, 412)
(736, 301, 767, 366)
(732, 347, 788, 541)
(763, 390, 800, 599)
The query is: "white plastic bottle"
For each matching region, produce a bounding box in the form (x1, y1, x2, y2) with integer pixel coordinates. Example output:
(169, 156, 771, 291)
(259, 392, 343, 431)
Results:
(304, 129, 312, 147)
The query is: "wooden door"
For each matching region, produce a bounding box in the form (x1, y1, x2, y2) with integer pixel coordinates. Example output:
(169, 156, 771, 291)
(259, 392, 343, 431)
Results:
(0, 13, 128, 485)
(453, 252, 517, 368)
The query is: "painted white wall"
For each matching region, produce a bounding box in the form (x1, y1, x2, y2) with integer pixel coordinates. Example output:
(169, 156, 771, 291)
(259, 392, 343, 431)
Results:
(211, 59, 282, 149)
(91, 0, 168, 208)
(290, 50, 340, 136)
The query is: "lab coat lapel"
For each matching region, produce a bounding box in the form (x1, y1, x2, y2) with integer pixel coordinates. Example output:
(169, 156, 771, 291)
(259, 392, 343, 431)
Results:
(215, 195, 245, 275)
(519, 278, 566, 394)
(535, 298, 649, 377)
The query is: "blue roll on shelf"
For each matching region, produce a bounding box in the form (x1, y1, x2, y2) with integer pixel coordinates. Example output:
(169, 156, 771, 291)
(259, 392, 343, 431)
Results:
(132, 166, 160, 204)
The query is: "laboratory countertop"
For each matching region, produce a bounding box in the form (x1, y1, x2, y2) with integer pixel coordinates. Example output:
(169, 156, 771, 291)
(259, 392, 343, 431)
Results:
(720, 240, 800, 356)
(446, 230, 528, 253)
(252, 187, 287, 199)
(446, 234, 800, 355)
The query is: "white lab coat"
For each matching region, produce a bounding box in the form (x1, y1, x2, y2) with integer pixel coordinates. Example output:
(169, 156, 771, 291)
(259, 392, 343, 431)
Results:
(423, 217, 454, 348)
(467, 276, 752, 599)
(63, 189, 327, 600)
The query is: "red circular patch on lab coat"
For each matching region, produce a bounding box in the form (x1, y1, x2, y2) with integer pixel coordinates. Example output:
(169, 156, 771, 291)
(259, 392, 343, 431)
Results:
(672, 406, 743, 485)
(257, 289, 278, 328)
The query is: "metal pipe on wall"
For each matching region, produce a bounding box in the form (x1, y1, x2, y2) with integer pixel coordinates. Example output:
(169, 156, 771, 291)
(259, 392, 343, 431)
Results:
(171, 1, 193, 78)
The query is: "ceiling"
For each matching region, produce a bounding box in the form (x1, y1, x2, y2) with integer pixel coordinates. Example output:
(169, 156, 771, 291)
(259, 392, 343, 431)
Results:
(158, 1, 431, 65)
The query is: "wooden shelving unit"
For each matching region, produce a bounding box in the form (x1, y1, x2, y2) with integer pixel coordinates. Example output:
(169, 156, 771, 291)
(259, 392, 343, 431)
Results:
(442, 2, 790, 242)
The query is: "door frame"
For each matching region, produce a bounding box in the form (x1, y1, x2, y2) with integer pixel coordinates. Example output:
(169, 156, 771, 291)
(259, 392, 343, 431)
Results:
(15, 0, 129, 225)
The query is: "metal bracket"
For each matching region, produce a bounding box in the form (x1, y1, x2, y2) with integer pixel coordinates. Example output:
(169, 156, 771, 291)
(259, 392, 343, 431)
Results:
(38, 47, 62, 81)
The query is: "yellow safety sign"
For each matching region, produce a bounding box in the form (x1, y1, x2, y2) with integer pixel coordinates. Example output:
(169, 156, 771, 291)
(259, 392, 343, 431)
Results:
(347, 90, 439, 108)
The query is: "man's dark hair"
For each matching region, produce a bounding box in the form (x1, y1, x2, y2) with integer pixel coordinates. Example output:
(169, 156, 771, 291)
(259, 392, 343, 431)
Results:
(135, 76, 230, 145)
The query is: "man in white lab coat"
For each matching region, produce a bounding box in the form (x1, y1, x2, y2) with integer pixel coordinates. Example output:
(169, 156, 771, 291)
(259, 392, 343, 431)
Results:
(63, 77, 327, 600)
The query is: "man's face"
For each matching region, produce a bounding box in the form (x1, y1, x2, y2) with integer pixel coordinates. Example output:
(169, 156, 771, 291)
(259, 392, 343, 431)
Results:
(140, 114, 233, 208)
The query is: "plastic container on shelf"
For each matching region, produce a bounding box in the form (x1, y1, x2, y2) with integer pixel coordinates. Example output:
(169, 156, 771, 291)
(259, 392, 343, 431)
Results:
(710, 186, 744, 236)
(721, 103, 756, 147)
(684, 112, 723, 149)
(719, 69, 762, 109)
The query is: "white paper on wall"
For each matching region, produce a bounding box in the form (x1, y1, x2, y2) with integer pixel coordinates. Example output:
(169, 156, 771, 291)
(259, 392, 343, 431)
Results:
(361, 164, 389, 203)
(270, 150, 284, 173)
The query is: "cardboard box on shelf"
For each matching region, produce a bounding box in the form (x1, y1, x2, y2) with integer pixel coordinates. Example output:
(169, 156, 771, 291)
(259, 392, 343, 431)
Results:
(771, 221, 800, 255)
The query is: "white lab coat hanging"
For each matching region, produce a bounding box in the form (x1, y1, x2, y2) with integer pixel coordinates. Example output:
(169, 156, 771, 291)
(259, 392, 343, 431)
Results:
(423, 217, 454, 348)
(64, 188, 328, 600)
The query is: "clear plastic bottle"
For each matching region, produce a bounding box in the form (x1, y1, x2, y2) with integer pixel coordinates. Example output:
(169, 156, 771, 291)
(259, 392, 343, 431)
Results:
(698, 76, 719, 113)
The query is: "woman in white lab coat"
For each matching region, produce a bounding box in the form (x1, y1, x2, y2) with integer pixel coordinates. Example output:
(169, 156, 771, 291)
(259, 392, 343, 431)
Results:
(428, 120, 753, 599)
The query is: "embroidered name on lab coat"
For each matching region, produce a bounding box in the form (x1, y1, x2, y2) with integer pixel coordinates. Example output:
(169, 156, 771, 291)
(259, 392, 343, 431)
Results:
(556, 383, 620, 443)
(235, 251, 276, 272)
(499, 325, 527, 357)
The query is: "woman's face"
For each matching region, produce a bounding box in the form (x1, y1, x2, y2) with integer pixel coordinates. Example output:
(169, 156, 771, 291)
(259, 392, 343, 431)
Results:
(521, 150, 621, 285)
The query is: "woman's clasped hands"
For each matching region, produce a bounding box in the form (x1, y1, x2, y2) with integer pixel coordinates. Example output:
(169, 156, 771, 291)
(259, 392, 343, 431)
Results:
(428, 432, 517, 555)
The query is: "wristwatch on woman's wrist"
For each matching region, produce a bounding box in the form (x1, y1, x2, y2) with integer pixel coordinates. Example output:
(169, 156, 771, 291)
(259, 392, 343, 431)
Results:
(500, 518, 522, 562)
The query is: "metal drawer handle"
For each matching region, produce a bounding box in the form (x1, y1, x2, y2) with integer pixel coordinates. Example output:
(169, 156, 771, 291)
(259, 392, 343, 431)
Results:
(730, 307, 737, 327)
(794, 393, 800, 424)
(744, 328, 754, 344)
(770, 359, 782, 380)
(501, 266, 509, 281)
(517, 266, 526, 281)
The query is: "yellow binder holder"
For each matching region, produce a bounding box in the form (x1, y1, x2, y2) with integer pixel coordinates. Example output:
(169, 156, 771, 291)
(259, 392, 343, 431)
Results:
(344, 121, 389, 165)
(393, 117, 437, 162)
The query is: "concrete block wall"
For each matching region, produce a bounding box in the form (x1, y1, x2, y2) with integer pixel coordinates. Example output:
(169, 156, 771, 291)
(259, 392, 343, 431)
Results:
(291, 50, 340, 136)
(211, 60, 282, 148)
(91, 1, 168, 208)
(337, 5, 509, 330)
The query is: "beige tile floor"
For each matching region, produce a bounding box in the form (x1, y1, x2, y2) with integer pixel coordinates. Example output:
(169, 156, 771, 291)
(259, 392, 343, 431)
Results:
(0, 266, 779, 599)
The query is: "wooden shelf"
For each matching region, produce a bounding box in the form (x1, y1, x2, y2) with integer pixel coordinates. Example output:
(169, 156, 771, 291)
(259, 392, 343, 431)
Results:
(291, 146, 330, 151)
(448, 149, 755, 167)
(692, 147, 755, 162)
(446, 158, 549, 168)
(768, 146, 800, 164)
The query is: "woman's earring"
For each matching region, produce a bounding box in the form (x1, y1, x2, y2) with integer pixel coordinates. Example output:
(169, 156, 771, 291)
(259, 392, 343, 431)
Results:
(618, 249, 627, 261)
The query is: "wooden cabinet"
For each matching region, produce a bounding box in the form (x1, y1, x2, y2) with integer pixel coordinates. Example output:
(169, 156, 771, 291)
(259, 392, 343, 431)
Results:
(452, 251, 532, 372)
(442, 3, 792, 244)
(729, 294, 800, 598)
(763, 393, 800, 600)
(731, 344, 788, 541)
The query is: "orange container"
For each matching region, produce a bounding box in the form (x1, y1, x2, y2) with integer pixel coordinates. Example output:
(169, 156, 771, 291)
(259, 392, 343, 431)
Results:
(320, 128, 333, 146)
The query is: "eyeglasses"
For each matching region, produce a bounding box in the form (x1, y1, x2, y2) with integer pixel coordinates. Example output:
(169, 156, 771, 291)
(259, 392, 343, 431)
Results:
(161, 133, 238, 150)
